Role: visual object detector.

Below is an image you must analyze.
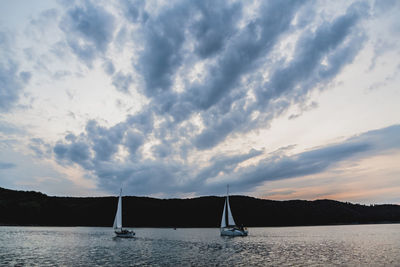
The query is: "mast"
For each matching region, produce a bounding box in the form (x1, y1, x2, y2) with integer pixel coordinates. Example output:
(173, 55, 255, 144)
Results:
(225, 185, 229, 227)
(119, 188, 122, 230)
(220, 186, 228, 228)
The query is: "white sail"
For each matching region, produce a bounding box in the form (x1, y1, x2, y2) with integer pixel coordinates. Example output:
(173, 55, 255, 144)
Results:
(113, 190, 122, 229)
(221, 186, 236, 228)
(226, 195, 236, 226)
(220, 198, 227, 228)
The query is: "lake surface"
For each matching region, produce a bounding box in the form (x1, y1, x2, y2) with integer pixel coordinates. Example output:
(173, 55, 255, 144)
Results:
(1, 224, 400, 266)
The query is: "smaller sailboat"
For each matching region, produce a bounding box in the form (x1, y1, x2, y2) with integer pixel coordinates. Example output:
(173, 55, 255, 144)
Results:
(113, 189, 135, 238)
(220, 185, 248, 236)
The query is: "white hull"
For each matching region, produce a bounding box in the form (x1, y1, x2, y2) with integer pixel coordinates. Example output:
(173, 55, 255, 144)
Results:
(220, 227, 248, 236)
(115, 229, 135, 238)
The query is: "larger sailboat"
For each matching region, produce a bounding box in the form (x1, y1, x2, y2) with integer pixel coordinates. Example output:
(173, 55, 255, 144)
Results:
(113, 189, 135, 238)
(220, 186, 248, 236)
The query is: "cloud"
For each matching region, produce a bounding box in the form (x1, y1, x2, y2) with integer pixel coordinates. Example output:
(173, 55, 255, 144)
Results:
(0, 62, 31, 113)
(103, 60, 115, 75)
(134, 1, 190, 97)
(52, 55, 400, 199)
(194, 108, 248, 150)
(189, 0, 304, 111)
(52, 70, 71, 80)
(59, 0, 116, 66)
(373, 0, 399, 15)
(220, 125, 400, 192)
(368, 1, 400, 71)
(128, 0, 307, 151)
(112, 71, 133, 93)
(288, 101, 318, 120)
(190, 0, 242, 58)
(125, 110, 154, 135)
(0, 161, 16, 169)
(0, 31, 31, 113)
(121, 0, 148, 24)
(54, 140, 92, 169)
(124, 130, 145, 158)
(152, 143, 171, 158)
(194, 149, 263, 183)
(49, 1, 391, 198)
(28, 8, 59, 39)
(29, 138, 53, 158)
(193, 1, 369, 150)
(86, 120, 126, 162)
(257, 4, 364, 101)
(0, 120, 24, 135)
(52, 113, 263, 195)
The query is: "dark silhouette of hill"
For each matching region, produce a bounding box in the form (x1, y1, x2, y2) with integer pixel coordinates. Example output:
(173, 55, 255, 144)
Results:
(1, 187, 400, 227)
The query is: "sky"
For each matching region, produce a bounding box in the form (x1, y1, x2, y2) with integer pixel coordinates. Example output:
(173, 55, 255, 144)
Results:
(0, 0, 399, 203)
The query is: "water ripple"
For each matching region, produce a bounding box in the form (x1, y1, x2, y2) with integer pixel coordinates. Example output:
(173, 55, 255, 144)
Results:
(1, 225, 400, 266)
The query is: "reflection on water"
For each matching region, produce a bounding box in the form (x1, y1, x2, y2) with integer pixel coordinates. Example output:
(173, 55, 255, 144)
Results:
(1, 224, 400, 266)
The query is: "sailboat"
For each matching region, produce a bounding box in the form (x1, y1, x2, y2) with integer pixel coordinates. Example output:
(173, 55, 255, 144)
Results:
(220, 185, 248, 236)
(113, 189, 135, 238)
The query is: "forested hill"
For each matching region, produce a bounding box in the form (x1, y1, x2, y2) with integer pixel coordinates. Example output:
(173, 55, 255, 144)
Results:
(1, 187, 400, 227)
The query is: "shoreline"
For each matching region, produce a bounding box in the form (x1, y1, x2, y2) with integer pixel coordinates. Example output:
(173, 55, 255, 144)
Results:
(1, 221, 400, 228)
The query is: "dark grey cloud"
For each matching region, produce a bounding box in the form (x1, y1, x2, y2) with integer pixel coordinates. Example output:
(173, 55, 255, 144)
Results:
(52, 70, 71, 80)
(124, 125, 400, 195)
(0, 61, 31, 113)
(54, 68, 400, 199)
(135, 2, 190, 97)
(112, 71, 133, 93)
(125, 0, 243, 98)
(54, 139, 92, 169)
(52, 1, 381, 197)
(0, 31, 31, 113)
(188, 0, 304, 111)
(29, 138, 52, 158)
(152, 143, 171, 158)
(368, 1, 400, 71)
(86, 120, 126, 162)
(103, 60, 115, 75)
(194, 106, 249, 150)
(54, 117, 144, 168)
(257, 3, 365, 102)
(94, 159, 187, 196)
(220, 125, 400, 192)
(124, 130, 145, 158)
(373, 0, 399, 15)
(288, 101, 318, 120)
(29, 8, 59, 29)
(121, 0, 148, 24)
(0, 161, 16, 169)
(125, 110, 154, 135)
(92, 148, 264, 196)
(52, 110, 262, 195)
(191, 0, 242, 58)
(133, 0, 307, 150)
(0, 120, 24, 135)
(193, 2, 369, 150)
(59, 0, 116, 66)
(194, 149, 263, 183)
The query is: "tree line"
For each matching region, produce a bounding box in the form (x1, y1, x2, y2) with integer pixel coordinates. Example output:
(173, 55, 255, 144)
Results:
(1, 187, 400, 227)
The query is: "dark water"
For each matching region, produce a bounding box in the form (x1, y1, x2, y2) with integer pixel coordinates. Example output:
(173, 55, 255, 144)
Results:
(1, 224, 400, 266)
